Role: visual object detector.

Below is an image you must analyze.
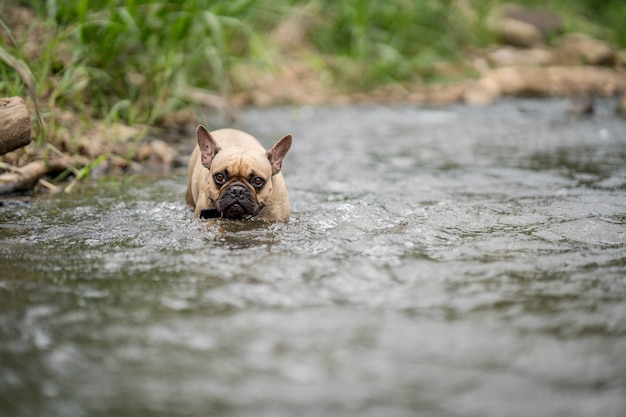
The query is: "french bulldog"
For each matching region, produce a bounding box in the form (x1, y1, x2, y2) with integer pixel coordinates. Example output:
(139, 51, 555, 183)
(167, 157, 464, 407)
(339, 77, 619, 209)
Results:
(186, 125, 292, 221)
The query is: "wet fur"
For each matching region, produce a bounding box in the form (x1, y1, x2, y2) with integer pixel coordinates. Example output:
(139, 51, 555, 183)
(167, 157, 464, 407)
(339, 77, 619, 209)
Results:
(186, 127, 292, 221)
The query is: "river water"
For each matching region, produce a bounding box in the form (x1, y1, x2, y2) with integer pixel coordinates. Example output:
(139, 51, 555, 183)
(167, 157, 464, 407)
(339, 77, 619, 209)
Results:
(1, 99, 625, 417)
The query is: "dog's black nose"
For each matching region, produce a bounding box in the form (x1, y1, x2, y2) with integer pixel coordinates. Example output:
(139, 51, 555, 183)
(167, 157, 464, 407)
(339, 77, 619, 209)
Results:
(228, 184, 247, 198)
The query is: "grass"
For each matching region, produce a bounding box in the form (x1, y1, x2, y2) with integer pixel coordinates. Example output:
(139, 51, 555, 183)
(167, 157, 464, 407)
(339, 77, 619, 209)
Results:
(26, 0, 279, 124)
(307, 0, 491, 87)
(1, 0, 625, 149)
(523, 0, 626, 47)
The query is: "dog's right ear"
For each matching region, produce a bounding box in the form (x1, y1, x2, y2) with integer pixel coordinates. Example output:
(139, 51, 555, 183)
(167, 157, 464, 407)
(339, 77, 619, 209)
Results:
(197, 125, 221, 168)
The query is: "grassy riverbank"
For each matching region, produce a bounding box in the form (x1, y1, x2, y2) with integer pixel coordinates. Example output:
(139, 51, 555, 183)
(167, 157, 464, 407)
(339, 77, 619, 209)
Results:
(2, 1, 625, 123)
(0, 0, 625, 187)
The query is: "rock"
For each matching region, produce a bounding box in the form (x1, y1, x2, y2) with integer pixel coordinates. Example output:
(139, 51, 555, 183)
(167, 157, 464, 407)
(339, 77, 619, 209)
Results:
(488, 4, 564, 48)
(464, 75, 503, 105)
(149, 140, 177, 167)
(503, 4, 563, 37)
(464, 66, 626, 105)
(554, 33, 615, 66)
(567, 93, 595, 116)
(617, 94, 626, 117)
(487, 46, 553, 67)
(135, 142, 152, 162)
(0, 97, 31, 155)
(133, 140, 178, 172)
(77, 136, 107, 159)
(491, 17, 544, 48)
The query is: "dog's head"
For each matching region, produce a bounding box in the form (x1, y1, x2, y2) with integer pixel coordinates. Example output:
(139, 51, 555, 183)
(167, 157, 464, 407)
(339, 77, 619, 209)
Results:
(197, 125, 292, 219)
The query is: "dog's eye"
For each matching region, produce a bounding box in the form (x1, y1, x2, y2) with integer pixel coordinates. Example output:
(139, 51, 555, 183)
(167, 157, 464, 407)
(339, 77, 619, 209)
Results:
(251, 176, 265, 188)
(213, 172, 227, 185)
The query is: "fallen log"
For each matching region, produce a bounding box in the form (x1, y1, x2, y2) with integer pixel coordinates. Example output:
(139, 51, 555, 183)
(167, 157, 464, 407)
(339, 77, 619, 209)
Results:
(0, 156, 88, 195)
(0, 96, 31, 155)
(0, 160, 46, 194)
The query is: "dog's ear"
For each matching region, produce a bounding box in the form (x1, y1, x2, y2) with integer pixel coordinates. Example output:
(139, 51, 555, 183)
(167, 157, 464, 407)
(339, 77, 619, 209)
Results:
(197, 125, 221, 168)
(266, 134, 292, 175)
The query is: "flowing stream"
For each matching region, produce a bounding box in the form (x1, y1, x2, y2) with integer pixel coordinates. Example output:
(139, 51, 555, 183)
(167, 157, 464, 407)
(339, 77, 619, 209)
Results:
(1, 99, 625, 417)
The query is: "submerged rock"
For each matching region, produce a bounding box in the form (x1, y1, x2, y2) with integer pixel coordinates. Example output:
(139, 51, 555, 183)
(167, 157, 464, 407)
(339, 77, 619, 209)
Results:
(617, 94, 626, 117)
(567, 93, 595, 116)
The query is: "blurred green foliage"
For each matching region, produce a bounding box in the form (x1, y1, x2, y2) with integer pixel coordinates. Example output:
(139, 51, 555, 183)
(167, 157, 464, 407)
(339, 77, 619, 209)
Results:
(523, 0, 626, 46)
(0, 0, 624, 130)
(308, 0, 484, 86)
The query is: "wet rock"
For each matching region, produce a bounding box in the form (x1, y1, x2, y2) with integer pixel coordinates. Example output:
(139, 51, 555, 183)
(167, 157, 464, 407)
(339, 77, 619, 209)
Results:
(567, 93, 595, 116)
(77, 137, 107, 160)
(125, 161, 144, 174)
(617, 94, 626, 117)
(150, 140, 177, 166)
(135, 143, 151, 161)
(553, 33, 615, 66)
(134, 140, 178, 172)
(87, 159, 113, 179)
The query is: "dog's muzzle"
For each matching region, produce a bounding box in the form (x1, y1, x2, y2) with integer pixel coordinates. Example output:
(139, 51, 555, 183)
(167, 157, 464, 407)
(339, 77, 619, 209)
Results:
(215, 182, 259, 219)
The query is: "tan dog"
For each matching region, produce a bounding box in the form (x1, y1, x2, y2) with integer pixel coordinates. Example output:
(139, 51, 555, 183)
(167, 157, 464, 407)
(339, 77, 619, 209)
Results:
(186, 125, 292, 221)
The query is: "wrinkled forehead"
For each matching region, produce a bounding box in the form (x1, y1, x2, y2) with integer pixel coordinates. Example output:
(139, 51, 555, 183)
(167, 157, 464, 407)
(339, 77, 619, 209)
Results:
(211, 149, 272, 177)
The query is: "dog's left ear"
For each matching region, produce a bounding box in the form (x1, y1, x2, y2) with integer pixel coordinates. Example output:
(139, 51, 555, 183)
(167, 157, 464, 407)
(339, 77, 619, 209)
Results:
(197, 125, 221, 168)
(266, 134, 292, 175)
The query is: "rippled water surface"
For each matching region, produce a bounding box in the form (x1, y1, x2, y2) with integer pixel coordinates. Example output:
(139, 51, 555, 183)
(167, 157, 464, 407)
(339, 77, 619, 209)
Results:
(1, 99, 626, 417)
